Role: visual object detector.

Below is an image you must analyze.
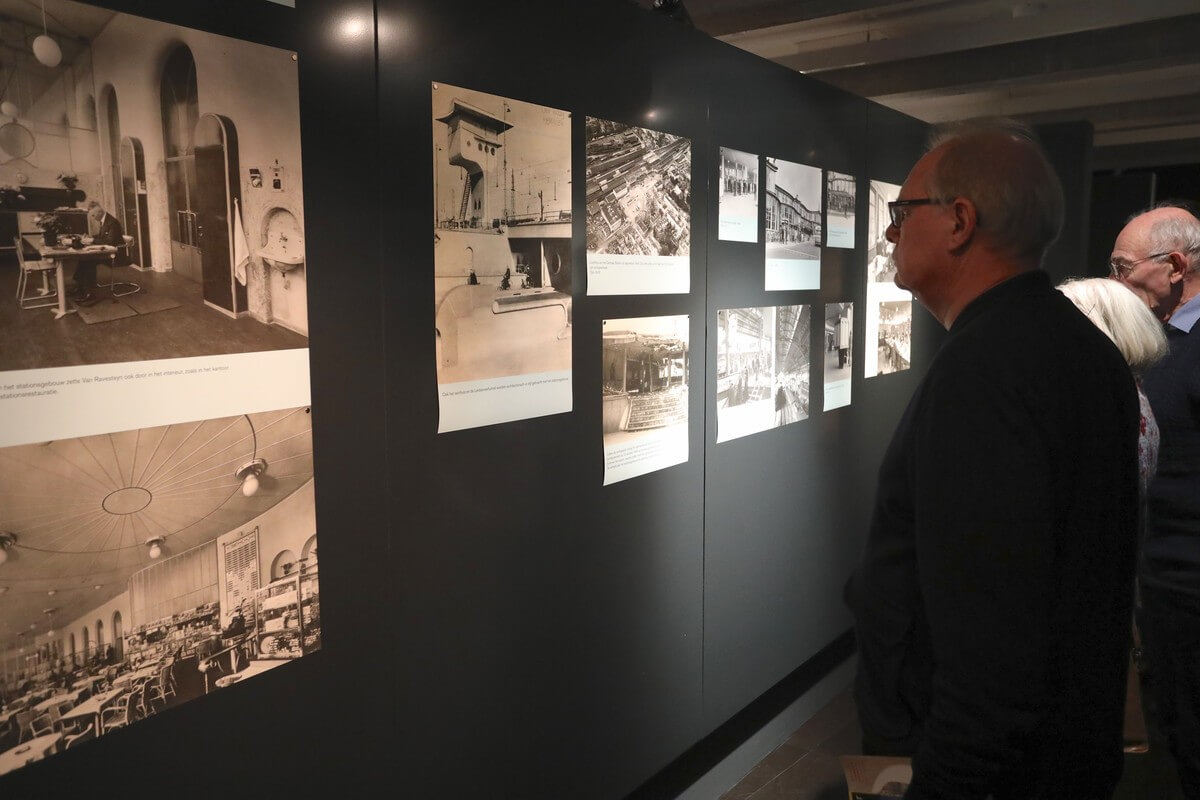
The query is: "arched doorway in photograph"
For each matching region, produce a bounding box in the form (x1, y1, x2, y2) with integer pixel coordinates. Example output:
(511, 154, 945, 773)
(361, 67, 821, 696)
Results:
(119, 138, 152, 268)
(69, 633, 77, 667)
(160, 44, 201, 283)
(194, 113, 244, 315)
(95, 619, 104, 659)
(112, 611, 124, 662)
(80, 626, 89, 662)
(104, 87, 124, 228)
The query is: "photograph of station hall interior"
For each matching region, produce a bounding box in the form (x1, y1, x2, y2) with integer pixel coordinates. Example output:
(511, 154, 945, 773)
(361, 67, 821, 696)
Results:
(0, 0, 306, 373)
(0, 407, 318, 774)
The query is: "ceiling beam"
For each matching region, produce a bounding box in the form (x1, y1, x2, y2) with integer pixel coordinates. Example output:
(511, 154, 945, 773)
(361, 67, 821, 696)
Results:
(690, 0, 914, 37)
(1093, 137, 1200, 171)
(809, 14, 1200, 98)
(765, 0, 1200, 73)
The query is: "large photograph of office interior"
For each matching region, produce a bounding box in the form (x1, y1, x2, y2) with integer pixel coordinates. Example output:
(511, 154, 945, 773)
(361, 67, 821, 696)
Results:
(0, 0, 307, 373)
(0, 407, 319, 776)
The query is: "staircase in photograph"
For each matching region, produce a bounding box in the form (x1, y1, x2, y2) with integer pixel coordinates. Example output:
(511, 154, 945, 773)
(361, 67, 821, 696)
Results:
(626, 390, 686, 431)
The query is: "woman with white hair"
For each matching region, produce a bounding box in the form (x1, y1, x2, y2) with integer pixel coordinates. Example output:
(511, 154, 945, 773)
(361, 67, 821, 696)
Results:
(1058, 276, 1169, 497)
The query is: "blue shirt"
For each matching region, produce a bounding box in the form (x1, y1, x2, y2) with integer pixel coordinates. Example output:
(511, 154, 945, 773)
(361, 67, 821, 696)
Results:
(1168, 291, 1200, 334)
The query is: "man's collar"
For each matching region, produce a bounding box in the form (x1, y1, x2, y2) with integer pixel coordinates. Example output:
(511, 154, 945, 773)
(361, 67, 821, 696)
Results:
(1168, 291, 1200, 333)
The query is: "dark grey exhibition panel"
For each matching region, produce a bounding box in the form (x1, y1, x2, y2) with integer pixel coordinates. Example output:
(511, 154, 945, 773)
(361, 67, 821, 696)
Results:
(0, 1, 932, 798)
(380, 3, 708, 797)
(0, 0, 392, 796)
(702, 48, 931, 731)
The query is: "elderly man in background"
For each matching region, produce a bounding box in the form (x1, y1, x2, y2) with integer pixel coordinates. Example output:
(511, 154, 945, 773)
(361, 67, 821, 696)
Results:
(1112, 203, 1200, 799)
(847, 120, 1140, 799)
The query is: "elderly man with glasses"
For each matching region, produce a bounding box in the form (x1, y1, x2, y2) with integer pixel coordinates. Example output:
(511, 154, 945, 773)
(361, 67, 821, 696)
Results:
(1112, 203, 1200, 799)
(846, 120, 1140, 800)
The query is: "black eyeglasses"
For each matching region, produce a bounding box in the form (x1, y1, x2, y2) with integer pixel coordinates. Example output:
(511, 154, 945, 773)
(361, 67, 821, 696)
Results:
(1108, 251, 1173, 280)
(887, 198, 941, 228)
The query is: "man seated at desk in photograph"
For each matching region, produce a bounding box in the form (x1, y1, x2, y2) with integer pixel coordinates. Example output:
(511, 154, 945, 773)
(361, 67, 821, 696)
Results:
(71, 199, 124, 305)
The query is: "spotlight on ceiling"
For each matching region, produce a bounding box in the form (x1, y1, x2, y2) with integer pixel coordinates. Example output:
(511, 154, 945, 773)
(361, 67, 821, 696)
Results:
(0, 532, 16, 565)
(235, 457, 268, 497)
(651, 0, 693, 28)
(145, 536, 166, 560)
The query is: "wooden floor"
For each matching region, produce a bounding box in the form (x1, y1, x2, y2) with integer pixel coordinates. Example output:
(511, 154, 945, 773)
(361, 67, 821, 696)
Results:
(721, 677, 1187, 800)
(0, 257, 307, 373)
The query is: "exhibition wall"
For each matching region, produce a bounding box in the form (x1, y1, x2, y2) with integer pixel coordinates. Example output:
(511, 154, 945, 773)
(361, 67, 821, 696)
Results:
(0, 0, 933, 797)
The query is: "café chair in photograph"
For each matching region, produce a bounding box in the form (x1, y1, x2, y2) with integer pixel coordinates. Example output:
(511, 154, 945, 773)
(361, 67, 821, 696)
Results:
(100, 692, 134, 734)
(29, 711, 54, 739)
(98, 234, 140, 297)
(64, 722, 96, 750)
(13, 235, 57, 310)
(14, 709, 35, 743)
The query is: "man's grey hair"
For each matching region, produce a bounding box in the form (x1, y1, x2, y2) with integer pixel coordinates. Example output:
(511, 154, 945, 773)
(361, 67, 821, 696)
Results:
(924, 119, 1064, 264)
(1138, 202, 1200, 274)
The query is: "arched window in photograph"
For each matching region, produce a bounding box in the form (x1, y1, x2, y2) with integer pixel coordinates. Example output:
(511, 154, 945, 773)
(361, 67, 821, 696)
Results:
(301, 534, 317, 566)
(271, 549, 298, 580)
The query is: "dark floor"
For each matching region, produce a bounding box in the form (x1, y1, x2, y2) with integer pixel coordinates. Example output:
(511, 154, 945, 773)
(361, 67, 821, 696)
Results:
(721, 679, 1187, 800)
(0, 257, 307, 372)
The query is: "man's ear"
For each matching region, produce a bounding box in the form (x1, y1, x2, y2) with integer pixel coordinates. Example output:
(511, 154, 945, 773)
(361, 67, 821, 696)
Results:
(1166, 251, 1189, 284)
(946, 196, 976, 251)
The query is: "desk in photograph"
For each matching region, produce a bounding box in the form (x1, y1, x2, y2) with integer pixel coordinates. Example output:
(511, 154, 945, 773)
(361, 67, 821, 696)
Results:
(36, 243, 116, 320)
(57, 688, 126, 735)
(0, 732, 62, 775)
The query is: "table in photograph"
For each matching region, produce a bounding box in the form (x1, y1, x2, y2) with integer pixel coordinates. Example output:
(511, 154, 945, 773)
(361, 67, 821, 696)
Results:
(57, 688, 126, 735)
(31, 688, 86, 715)
(213, 659, 285, 689)
(36, 243, 117, 320)
(0, 732, 62, 775)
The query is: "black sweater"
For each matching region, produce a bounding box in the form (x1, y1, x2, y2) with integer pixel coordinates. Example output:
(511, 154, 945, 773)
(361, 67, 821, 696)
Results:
(1142, 315, 1200, 594)
(849, 270, 1140, 800)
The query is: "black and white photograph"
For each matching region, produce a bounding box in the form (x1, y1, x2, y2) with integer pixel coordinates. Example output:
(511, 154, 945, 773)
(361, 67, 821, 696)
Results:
(823, 302, 853, 411)
(764, 157, 822, 290)
(864, 179, 912, 378)
(867, 180, 900, 284)
(718, 147, 757, 243)
(433, 82, 573, 432)
(602, 314, 689, 485)
(0, 1, 309, 380)
(871, 299, 912, 376)
(825, 170, 856, 249)
(586, 117, 690, 295)
(716, 304, 810, 442)
(0, 406, 319, 778)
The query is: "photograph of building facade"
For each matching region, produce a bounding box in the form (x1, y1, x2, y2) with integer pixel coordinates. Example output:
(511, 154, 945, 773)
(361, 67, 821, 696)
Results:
(0, 406, 318, 778)
(764, 157, 822, 290)
(718, 147, 758, 242)
(825, 170, 855, 249)
(0, 0, 308, 374)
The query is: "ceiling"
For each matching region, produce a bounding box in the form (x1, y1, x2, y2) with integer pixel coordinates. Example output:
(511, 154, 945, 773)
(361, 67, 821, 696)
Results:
(0, 406, 314, 654)
(638, 0, 1200, 171)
